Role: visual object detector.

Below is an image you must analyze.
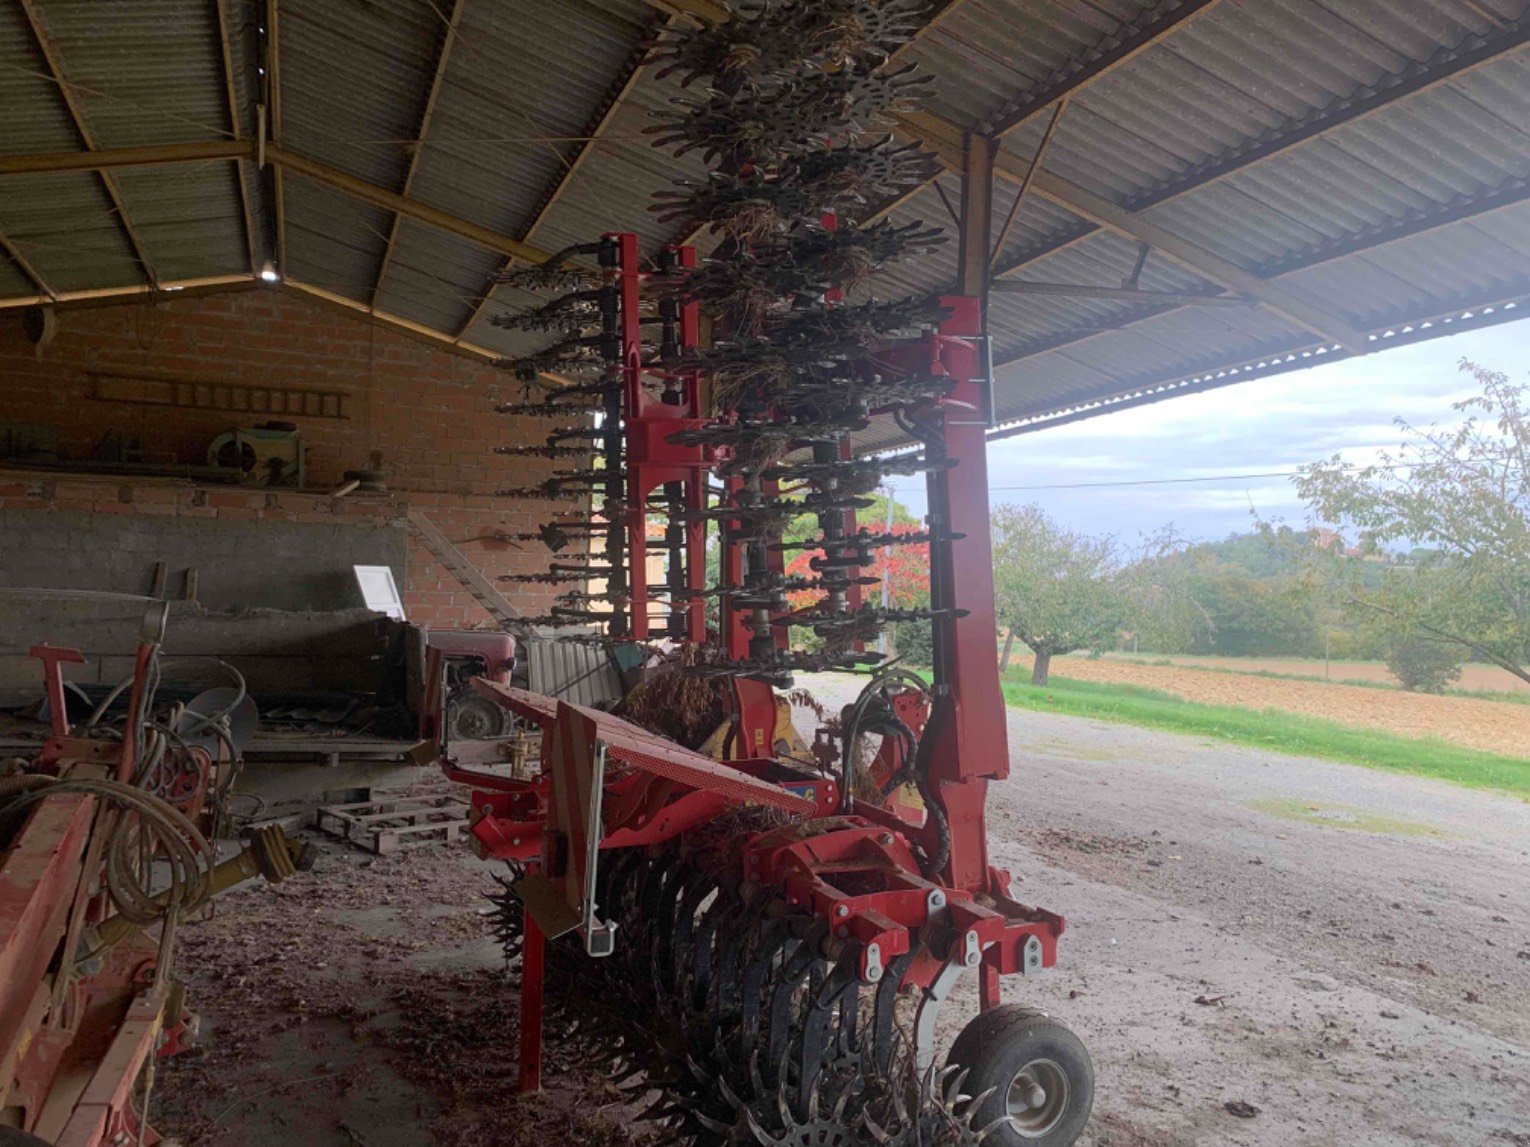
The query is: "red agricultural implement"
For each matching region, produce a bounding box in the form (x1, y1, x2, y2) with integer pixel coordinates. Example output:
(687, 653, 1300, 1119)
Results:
(449, 285, 1092, 1141)
(443, 3, 1094, 1140)
(0, 609, 304, 1144)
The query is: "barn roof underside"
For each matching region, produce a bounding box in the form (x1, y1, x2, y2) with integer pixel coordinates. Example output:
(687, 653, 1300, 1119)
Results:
(0, 0, 1526, 444)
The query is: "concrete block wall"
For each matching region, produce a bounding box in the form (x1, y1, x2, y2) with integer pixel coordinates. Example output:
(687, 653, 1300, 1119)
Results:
(0, 287, 560, 626)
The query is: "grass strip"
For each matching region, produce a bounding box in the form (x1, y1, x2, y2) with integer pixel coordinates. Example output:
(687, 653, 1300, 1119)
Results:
(1000, 673, 1530, 797)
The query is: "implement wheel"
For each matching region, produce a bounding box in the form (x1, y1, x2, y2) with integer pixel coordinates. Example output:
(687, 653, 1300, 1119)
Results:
(947, 1005, 1094, 1145)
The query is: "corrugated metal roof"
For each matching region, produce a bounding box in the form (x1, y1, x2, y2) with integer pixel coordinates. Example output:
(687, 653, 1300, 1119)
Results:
(0, 3, 83, 154)
(281, 173, 389, 301)
(111, 164, 248, 282)
(26, 0, 231, 149)
(277, 0, 436, 192)
(0, 252, 29, 297)
(373, 217, 496, 334)
(0, 0, 1525, 438)
(405, 0, 651, 239)
(908, 0, 1157, 129)
(527, 62, 713, 260)
(0, 171, 141, 290)
(0, 0, 246, 289)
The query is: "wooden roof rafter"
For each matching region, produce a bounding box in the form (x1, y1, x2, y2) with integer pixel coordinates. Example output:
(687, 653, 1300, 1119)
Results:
(17, 0, 159, 287)
(453, 8, 662, 342)
(215, 0, 258, 275)
(372, 0, 468, 312)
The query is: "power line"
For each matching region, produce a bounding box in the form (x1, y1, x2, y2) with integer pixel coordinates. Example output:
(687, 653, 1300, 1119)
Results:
(986, 462, 1419, 492)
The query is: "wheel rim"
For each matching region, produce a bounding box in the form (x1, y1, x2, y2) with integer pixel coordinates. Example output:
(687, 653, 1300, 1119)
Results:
(1005, 1057, 1069, 1136)
(449, 697, 500, 740)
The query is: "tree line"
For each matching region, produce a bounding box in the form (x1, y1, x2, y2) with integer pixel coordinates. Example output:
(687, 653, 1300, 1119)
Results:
(991, 362, 1529, 692)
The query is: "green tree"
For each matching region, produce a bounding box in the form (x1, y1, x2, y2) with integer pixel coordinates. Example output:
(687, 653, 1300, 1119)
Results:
(1385, 633, 1464, 694)
(992, 505, 1128, 685)
(1119, 526, 1209, 654)
(1185, 559, 1322, 657)
(1295, 361, 1530, 686)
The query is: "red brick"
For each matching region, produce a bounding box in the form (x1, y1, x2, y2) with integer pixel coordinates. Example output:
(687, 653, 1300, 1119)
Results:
(0, 287, 555, 629)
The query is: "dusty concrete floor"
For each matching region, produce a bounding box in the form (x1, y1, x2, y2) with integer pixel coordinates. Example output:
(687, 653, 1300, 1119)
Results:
(984, 707, 1529, 1147)
(153, 686, 1530, 1146)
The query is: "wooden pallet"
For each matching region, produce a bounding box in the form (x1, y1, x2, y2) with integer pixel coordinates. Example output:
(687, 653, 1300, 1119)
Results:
(315, 795, 470, 855)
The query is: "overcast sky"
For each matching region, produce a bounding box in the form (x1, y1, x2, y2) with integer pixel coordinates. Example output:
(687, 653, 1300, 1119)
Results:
(884, 319, 1527, 545)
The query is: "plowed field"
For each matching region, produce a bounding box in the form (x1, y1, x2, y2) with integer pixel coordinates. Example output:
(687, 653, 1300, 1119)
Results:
(1108, 653, 1530, 694)
(1031, 656, 1530, 758)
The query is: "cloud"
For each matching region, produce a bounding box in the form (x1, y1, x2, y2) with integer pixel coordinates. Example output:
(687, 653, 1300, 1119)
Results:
(886, 322, 1525, 541)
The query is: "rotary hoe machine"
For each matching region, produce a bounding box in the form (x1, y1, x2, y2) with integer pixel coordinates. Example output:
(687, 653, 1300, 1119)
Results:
(442, 2, 1096, 1142)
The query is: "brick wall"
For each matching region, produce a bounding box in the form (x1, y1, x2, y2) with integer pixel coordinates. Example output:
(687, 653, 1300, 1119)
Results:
(0, 286, 560, 626)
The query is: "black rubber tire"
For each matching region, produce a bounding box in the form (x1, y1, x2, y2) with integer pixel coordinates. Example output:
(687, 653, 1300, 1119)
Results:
(946, 1005, 1094, 1146)
(0, 1128, 53, 1146)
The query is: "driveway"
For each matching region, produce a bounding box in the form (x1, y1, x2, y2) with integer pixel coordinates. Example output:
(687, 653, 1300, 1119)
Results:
(804, 674, 1530, 1146)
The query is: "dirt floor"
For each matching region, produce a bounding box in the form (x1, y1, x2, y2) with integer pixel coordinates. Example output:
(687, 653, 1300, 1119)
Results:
(1031, 656, 1530, 759)
(152, 694, 1530, 1146)
(152, 773, 655, 1146)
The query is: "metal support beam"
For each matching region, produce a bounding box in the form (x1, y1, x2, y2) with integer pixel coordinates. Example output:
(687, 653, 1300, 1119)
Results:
(268, 145, 555, 264)
(989, 97, 1067, 272)
(374, 0, 466, 310)
(895, 110, 1370, 353)
(1255, 173, 1530, 278)
(0, 140, 557, 271)
(1127, 17, 1530, 213)
(215, 0, 257, 275)
(986, 173, 1530, 381)
(989, 285, 1530, 439)
(18, 0, 158, 285)
(982, 0, 1224, 138)
(989, 279, 1252, 306)
(265, 0, 286, 278)
(0, 140, 250, 176)
(0, 274, 255, 311)
(954, 133, 995, 318)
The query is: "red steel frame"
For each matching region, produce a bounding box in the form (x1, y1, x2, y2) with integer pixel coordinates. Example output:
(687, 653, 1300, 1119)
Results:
(449, 250, 1066, 1091)
(613, 232, 709, 642)
(2, 645, 191, 1144)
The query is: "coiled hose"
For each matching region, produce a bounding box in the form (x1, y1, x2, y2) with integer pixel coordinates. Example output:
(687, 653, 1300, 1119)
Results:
(840, 668, 950, 879)
(0, 775, 216, 924)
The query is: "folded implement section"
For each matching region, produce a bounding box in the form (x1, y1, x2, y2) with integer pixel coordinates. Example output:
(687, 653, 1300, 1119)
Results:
(450, 678, 1074, 1143)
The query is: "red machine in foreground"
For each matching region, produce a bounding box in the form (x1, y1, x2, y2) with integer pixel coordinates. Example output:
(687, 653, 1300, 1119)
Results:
(445, 281, 1094, 1142)
(450, 6, 1092, 1139)
(1, 609, 303, 1144)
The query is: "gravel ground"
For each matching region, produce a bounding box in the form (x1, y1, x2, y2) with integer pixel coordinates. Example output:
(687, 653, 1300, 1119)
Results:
(806, 674, 1530, 1147)
(154, 685, 1530, 1145)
